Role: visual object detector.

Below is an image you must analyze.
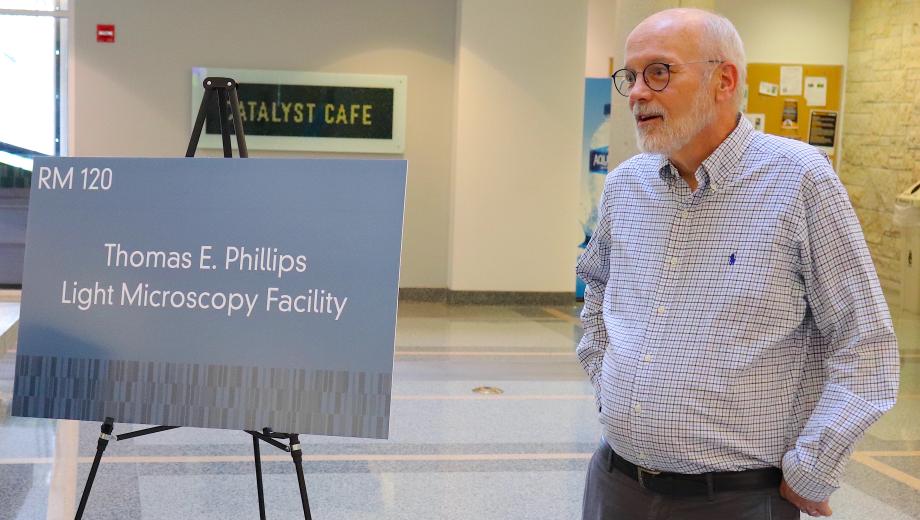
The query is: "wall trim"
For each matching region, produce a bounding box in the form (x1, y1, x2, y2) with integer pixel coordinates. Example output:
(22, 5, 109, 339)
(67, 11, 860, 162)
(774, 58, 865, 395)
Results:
(398, 288, 575, 305)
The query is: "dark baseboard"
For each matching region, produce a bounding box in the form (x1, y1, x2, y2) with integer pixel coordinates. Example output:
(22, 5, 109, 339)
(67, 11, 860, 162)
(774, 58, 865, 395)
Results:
(398, 288, 574, 305)
(0, 286, 575, 305)
(397, 288, 449, 303)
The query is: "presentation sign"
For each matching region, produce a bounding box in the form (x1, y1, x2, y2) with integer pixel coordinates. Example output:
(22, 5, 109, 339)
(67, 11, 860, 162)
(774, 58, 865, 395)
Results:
(12, 158, 407, 439)
(192, 68, 407, 154)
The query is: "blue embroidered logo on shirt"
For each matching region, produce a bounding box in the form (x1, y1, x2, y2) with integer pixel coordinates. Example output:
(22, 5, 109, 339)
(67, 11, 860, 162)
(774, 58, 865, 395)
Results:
(729, 253, 736, 265)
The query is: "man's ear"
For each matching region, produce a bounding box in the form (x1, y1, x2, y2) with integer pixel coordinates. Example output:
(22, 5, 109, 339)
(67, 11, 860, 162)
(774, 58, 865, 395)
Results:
(716, 62, 739, 103)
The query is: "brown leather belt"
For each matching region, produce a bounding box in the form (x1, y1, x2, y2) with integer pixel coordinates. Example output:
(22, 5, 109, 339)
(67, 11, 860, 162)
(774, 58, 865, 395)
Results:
(599, 440, 783, 497)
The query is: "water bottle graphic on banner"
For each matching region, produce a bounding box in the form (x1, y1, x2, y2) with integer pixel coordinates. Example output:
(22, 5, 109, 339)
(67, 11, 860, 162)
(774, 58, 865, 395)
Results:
(577, 102, 610, 297)
(580, 103, 610, 241)
(589, 104, 611, 173)
(577, 78, 611, 298)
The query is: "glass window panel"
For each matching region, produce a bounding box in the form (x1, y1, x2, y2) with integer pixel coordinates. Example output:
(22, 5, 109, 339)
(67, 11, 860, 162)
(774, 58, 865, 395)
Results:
(0, 14, 57, 155)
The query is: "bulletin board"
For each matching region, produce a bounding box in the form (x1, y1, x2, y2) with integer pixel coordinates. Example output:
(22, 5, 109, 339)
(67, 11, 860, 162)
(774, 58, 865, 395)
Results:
(745, 63, 843, 168)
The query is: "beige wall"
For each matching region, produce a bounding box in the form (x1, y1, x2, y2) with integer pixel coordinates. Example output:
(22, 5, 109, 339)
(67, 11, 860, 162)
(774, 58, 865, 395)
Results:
(586, 0, 618, 77)
(839, 0, 920, 294)
(70, 0, 456, 289)
(71, 0, 591, 294)
(447, 0, 587, 292)
(716, 0, 851, 65)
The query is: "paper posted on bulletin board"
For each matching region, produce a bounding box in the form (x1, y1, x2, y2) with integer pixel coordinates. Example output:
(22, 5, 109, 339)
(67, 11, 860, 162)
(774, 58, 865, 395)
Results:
(744, 63, 842, 169)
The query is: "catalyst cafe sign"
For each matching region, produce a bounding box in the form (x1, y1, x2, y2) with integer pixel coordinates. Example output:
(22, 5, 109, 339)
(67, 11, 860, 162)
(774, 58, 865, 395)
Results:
(192, 68, 407, 154)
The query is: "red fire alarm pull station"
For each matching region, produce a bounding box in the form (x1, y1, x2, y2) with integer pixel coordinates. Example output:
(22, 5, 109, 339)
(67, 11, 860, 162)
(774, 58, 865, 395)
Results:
(96, 24, 115, 43)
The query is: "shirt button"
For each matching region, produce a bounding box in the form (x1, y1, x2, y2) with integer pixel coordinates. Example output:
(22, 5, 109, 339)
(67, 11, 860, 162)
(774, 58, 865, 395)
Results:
(669, 257, 678, 267)
(680, 210, 689, 219)
(656, 306, 666, 315)
(638, 452, 646, 460)
(643, 354, 653, 362)
(634, 403, 642, 414)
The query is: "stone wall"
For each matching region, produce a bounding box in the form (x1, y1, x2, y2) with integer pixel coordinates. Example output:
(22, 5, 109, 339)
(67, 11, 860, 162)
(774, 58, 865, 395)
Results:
(839, 0, 920, 296)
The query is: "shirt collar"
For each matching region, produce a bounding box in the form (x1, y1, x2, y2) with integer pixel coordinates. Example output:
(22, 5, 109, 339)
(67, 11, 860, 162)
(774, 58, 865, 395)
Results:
(656, 114, 754, 192)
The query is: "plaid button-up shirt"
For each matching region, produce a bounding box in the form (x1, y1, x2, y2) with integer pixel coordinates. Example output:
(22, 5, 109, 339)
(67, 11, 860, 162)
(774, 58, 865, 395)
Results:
(576, 115, 900, 501)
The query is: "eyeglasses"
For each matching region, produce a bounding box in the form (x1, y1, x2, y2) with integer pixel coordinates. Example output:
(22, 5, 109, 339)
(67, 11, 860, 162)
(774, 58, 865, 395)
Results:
(612, 60, 724, 96)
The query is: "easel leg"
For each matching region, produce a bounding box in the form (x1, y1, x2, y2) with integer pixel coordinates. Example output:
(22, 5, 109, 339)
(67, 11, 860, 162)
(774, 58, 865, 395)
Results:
(74, 417, 115, 520)
(289, 434, 313, 520)
(253, 434, 267, 520)
(216, 88, 233, 158)
(186, 88, 213, 158)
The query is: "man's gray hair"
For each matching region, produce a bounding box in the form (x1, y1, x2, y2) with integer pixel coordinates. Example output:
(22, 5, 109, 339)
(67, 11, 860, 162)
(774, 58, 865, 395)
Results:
(697, 11, 747, 111)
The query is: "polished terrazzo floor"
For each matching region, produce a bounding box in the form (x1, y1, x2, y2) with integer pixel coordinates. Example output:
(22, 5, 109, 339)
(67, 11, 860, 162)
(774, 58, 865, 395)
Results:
(0, 290, 917, 519)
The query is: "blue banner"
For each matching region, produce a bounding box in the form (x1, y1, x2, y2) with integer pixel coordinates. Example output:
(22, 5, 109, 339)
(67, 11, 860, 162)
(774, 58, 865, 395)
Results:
(578, 78, 612, 298)
(12, 158, 407, 438)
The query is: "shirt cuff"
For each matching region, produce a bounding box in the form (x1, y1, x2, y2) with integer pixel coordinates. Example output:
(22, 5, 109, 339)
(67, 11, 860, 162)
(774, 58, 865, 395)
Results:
(590, 374, 603, 412)
(781, 449, 838, 502)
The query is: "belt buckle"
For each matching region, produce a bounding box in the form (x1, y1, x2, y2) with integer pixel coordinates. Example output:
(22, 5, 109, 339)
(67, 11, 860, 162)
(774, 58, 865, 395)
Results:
(637, 465, 661, 488)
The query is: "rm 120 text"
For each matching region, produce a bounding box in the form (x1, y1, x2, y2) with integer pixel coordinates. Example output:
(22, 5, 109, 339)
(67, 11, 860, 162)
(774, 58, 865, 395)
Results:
(37, 167, 113, 191)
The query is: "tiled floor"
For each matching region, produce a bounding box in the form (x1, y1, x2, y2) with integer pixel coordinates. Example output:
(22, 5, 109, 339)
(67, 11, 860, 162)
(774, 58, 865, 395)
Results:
(0, 292, 917, 519)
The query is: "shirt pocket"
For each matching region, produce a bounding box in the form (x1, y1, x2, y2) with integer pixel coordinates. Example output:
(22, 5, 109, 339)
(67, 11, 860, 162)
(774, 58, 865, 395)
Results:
(718, 227, 802, 307)
(699, 228, 805, 373)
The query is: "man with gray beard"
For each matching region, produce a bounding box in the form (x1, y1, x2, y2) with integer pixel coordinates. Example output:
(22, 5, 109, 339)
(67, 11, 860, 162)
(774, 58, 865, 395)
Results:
(576, 8, 899, 519)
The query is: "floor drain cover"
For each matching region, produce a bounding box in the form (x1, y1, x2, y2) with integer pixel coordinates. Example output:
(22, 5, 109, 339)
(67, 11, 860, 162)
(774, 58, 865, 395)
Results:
(472, 386, 504, 395)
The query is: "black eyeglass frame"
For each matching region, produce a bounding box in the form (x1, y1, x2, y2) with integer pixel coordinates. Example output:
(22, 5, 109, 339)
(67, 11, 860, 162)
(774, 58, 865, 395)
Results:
(611, 60, 725, 96)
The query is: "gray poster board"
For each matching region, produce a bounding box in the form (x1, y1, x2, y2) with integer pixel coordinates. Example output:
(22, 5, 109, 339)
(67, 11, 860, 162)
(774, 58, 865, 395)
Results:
(12, 157, 407, 439)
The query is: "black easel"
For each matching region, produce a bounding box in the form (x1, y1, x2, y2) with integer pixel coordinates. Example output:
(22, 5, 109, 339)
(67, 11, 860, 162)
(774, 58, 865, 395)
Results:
(74, 77, 313, 520)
